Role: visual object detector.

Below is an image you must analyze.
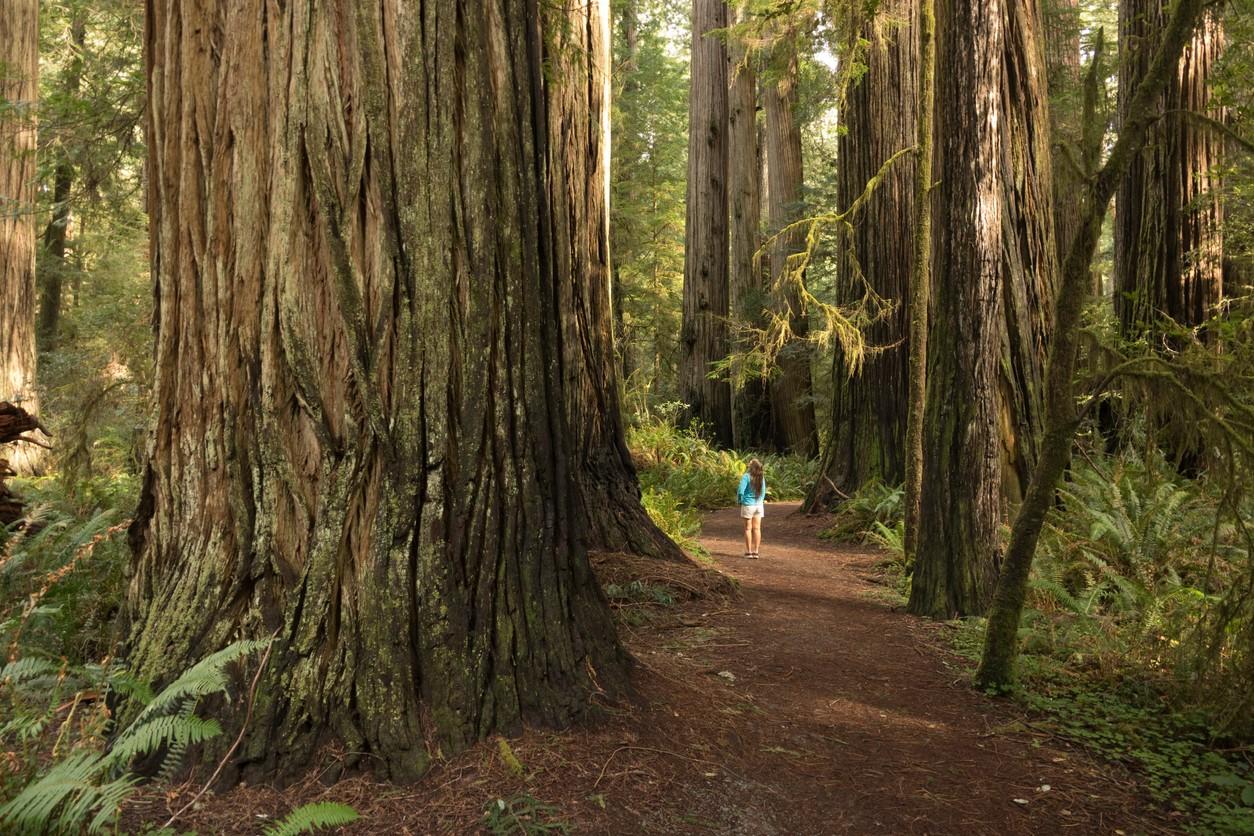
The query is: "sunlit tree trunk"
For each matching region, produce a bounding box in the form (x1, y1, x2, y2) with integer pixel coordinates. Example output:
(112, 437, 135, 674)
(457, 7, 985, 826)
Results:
(810, 0, 919, 508)
(763, 47, 818, 457)
(126, 0, 632, 784)
(728, 4, 771, 450)
(909, 0, 1005, 618)
(681, 0, 734, 447)
(1115, 2, 1225, 331)
(0, 0, 42, 475)
(910, 0, 1056, 616)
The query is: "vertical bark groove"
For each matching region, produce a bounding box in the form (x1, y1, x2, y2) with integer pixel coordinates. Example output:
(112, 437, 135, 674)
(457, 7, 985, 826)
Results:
(128, 0, 630, 785)
(680, 0, 733, 447)
(0, 0, 42, 474)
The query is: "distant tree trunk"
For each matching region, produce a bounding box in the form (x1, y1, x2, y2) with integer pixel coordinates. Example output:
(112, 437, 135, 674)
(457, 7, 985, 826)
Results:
(0, 0, 42, 475)
(763, 47, 818, 457)
(909, 0, 1006, 618)
(810, 0, 919, 510)
(681, 0, 734, 447)
(1045, 0, 1084, 265)
(38, 14, 85, 352)
(728, 5, 770, 450)
(998, 0, 1058, 505)
(1115, 1, 1225, 332)
(126, 0, 631, 784)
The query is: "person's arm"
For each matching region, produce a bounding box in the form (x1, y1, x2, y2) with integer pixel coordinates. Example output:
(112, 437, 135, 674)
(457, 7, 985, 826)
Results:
(738, 473, 749, 505)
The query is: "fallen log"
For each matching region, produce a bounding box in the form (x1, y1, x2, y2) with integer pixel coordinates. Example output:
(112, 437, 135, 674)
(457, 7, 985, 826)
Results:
(0, 402, 50, 527)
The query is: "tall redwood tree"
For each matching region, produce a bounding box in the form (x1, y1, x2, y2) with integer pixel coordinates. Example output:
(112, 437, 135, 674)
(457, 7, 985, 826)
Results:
(127, 0, 637, 782)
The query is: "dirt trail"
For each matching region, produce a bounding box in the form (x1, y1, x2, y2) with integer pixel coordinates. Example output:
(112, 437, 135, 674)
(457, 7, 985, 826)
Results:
(138, 502, 1170, 834)
(669, 501, 1167, 834)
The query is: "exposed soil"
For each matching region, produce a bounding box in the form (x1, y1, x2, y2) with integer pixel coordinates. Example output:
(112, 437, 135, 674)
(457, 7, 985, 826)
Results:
(130, 503, 1175, 834)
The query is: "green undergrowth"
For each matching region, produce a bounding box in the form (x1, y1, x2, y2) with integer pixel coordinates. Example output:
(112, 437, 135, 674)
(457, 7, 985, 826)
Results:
(820, 479, 910, 598)
(953, 617, 1254, 834)
(628, 411, 817, 554)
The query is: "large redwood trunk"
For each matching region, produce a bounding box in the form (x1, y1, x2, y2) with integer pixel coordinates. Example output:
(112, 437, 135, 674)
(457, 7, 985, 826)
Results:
(909, 0, 1006, 618)
(998, 0, 1059, 505)
(127, 0, 631, 784)
(0, 0, 42, 475)
(763, 47, 818, 458)
(680, 0, 734, 447)
(810, 0, 919, 507)
(1116, 2, 1226, 331)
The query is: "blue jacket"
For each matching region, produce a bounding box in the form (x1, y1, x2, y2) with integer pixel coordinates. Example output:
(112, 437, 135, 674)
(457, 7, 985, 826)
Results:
(738, 472, 766, 506)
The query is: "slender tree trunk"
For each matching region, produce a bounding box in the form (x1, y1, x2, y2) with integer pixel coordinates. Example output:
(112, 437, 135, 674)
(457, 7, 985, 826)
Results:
(0, 0, 42, 475)
(978, 0, 1207, 687)
(681, 0, 734, 447)
(903, 0, 936, 558)
(1115, 1, 1225, 332)
(810, 0, 919, 510)
(37, 13, 87, 351)
(908, 0, 1005, 618)
(763, 47, 818, 457)
(127, 0, 631, 784)
(728, 5, 770, 450)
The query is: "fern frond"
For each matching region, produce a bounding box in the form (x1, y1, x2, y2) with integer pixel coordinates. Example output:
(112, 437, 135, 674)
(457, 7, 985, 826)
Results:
(264, 802, 361, 836)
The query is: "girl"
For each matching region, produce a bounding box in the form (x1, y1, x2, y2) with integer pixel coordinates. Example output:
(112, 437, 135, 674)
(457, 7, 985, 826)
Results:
(738, 458, 766, 558)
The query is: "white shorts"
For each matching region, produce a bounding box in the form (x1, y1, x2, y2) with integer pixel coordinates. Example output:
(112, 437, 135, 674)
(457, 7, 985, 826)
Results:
(740, 504, 764, 519)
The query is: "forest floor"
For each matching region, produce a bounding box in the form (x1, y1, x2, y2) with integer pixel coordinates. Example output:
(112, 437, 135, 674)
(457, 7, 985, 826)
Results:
(134, 503, 1177, 835)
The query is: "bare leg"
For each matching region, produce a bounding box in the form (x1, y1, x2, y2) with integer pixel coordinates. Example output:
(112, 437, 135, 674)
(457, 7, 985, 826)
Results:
(751, 516, 762, 555)
(743, 517, 753, 555)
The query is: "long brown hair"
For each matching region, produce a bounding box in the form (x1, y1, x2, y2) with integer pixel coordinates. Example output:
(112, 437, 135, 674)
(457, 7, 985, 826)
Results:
(747, 458, 764, 499)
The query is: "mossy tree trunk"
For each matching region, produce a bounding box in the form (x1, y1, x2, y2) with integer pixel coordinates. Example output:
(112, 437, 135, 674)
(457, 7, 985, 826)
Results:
(127, 0, 633, 785)
(763, 46, 818, 458)
(811, 0, 919, 509)
(903, 0, 936, 558)
(978, 0, 1207, 687)
(1115, 1, 1226, 332)
(908, 0, 1006, 618)
(0, 0, 43, 475)
(681, 0, 734, 447)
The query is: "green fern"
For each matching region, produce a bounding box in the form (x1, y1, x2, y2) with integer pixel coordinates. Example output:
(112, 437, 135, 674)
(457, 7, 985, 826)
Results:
(264, 802, 361, 836)
(0, 639, 268, 834)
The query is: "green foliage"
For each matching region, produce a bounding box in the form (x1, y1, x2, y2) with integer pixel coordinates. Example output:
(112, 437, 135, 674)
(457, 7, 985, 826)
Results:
(483, 793, 571, 836)
(630, 411, 817, 509)
(611, 0, 690, 405)
(628, 412, 815, 556)
(264, 802, 361, 836)
(821, 479, 904, 542)
(0, 640, 269, 834)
